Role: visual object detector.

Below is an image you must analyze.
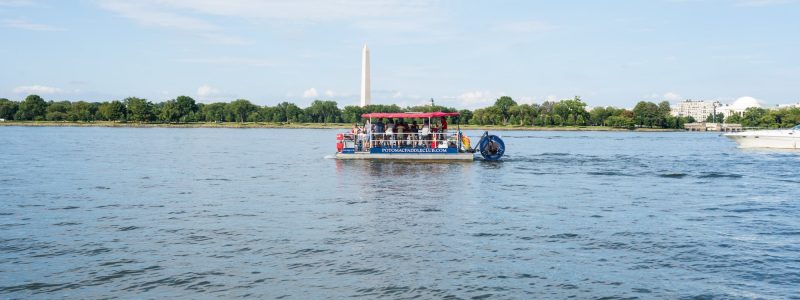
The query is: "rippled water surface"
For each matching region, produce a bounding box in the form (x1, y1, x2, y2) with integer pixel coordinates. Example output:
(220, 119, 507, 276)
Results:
(1, 127, 799, 299)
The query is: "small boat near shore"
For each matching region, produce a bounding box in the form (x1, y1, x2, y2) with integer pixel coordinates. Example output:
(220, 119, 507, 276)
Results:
(334, 111, 505, 161)
(724, 125, 800, 149)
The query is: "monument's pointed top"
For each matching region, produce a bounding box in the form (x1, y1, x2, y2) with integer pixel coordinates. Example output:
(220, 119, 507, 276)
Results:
(363, 43, 368, 50)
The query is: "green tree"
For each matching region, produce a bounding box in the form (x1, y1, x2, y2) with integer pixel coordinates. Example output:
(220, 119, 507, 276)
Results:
(632, 101, 661, 127)
(589, 106, 613, 126)
(705, 112, 725, 123)
(227, 99, 258, 122)
(341, 105, 364, 123)
(159, 100, 181, 122)
(125, 97, 154, 122)
(305, 100, 341, 123)
(725, 113, 742, 124)
(15, 94, 48, 120)
(202, 102, 227, 122)
(46, 101, 71, 121)
(174, 96, 198, 122)
(457, 109, 473, 125)
(657, 101, 672, 117)
(561, 96, 589, 125)
(67, 101, 94, 121)
(741, 107, 766, 127)
(606, 115, 635, 128)
(509, 104, 532, 125)
(97, 100, 126, 121)
(0, 98, 17, 120)
(492, 96, 517, 124)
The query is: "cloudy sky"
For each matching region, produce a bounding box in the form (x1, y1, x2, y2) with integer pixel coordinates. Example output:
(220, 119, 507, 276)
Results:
(1, 0, 798, 108)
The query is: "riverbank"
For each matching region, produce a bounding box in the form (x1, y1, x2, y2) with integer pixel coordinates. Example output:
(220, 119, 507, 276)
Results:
(0, 121, 682, 131)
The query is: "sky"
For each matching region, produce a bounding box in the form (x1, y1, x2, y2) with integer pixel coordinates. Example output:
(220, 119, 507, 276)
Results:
(1, 0, 799, 109)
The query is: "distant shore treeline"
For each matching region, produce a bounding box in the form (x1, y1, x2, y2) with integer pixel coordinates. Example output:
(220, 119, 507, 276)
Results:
(720, 107, 800, 128)
(0, 94, 694, 129)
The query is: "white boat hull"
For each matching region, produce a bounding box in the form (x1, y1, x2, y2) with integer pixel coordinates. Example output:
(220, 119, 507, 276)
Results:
(724, 129, 800, 149)
(335, 152, 475, 161)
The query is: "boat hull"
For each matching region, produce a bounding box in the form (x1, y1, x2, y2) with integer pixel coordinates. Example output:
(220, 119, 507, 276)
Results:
(725, 134, 799, 149)
(335, 152, 474, 161)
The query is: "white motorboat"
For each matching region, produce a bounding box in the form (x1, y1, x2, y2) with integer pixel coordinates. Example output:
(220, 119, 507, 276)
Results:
(724, 125, 800, 149)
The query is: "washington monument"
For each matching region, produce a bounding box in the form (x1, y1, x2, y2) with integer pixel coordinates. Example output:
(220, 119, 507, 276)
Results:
(360, 44, 370, 107)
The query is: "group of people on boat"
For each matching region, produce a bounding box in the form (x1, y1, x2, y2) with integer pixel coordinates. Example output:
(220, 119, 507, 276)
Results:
(348, 116, 454, 150)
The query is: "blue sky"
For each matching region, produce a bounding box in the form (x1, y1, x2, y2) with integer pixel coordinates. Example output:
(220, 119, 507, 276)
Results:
(1, 0, 798, 109)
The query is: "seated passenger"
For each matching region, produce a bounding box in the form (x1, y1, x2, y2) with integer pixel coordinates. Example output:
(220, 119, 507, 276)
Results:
(396, 118, 407, 146)
(408, 120, 419, 147)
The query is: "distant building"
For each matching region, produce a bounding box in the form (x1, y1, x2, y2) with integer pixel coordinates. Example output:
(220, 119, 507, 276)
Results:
(775, 102, 800, 109)
(684, 122, 743, 132)
(672, 97, 765, 121)
(671, 100, 722, 121)
(719, 96, 763, 117)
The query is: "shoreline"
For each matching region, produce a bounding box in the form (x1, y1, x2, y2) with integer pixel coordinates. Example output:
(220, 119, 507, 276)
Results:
(0, 121, 683, 132)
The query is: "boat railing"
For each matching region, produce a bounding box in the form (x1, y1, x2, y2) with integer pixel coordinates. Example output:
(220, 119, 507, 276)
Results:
(339, 132, 461, 152)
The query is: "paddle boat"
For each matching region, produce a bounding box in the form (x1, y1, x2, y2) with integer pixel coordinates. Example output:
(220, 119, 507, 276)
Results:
(334, 112, 505, 161)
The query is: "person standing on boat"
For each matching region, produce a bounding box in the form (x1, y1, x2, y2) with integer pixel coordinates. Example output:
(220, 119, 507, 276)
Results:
(421, 119, 431, 148)
(351, 123, 359, 150)
(409, 120, 419, 147)
(396, 118, 407, 147)
(385, 119, 395, 147)
(373, 118, 384, 148)
(364, 119, 372, 150)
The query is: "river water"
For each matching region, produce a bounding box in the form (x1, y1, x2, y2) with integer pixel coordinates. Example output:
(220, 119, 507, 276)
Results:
(1, 127, 799, 299)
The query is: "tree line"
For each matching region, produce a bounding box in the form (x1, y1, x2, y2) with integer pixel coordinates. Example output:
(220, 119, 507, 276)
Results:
(0, 94, 715, 129)
(0, 94, 462, 124)
(470, 96, 689, 129)
(720, 107, 800, 128)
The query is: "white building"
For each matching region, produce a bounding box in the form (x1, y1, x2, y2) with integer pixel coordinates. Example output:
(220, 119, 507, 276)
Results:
(672, 97, 766, 121)
(718, 96, 763, 117)
(671, 100, 722, 121)
(776, 102, 800, 109)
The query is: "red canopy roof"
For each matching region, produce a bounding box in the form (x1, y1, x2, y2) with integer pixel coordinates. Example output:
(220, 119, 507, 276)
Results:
(361, 112, 459, 119)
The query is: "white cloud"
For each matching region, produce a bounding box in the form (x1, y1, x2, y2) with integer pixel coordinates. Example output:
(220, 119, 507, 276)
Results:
(736, 0, 794, 6)
(324, 89, 336, 97)
(98, 1, 216, 31)
(643, 92, 683, 102)
(13, 85, 63, 94)
(303, 88, 318, 98)
(177, 56, 274, 67)
(196, 84, 220, 98)
(117, 0, 433, 21)
(96, 0, 443, 44)
(663, 92, 683, 101)
(0, 0, 35, 7)
(97, 0, 246, 45)
(493, 20, 555, 33)
(436, 90, 499, 109)
(2, 18, 64, 31)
